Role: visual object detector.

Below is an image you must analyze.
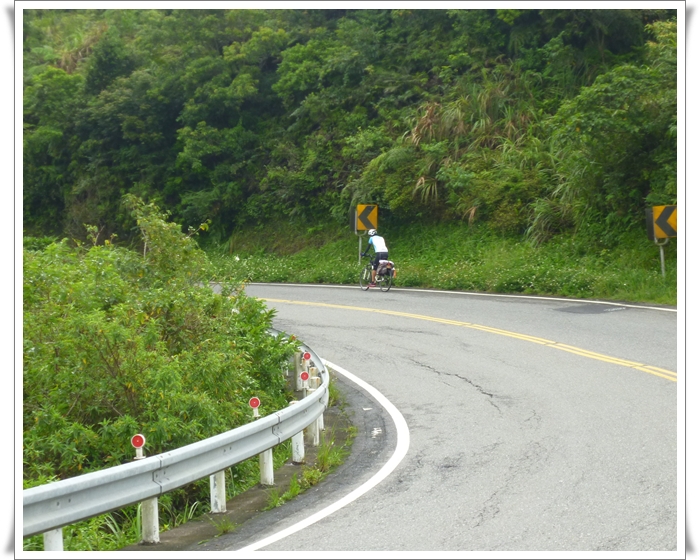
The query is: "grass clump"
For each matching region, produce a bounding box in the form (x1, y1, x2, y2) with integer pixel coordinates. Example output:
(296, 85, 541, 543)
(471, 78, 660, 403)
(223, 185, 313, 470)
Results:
(264, 423, 356, 511)
(208, 516, 237, 537)
(264, 472, 303, 510)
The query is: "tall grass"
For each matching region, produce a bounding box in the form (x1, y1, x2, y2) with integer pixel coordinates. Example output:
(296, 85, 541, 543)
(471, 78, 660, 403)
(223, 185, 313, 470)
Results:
(208, 222, 677, 306)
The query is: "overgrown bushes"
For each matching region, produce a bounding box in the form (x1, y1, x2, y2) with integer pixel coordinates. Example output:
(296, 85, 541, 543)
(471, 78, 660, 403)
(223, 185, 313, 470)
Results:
(23, 196, 298, 549)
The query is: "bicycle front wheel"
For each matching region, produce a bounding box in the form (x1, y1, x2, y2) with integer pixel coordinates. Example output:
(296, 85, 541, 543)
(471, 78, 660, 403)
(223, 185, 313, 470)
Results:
(379, 274, 392, 292)
(359, 265, 372, 290)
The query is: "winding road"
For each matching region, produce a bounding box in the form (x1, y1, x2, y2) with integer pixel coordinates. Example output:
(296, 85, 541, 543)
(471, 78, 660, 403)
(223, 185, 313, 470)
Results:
(206, 283, 679, 553)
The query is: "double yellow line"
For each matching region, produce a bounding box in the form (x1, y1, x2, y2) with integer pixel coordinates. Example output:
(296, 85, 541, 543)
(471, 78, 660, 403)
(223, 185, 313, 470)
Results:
(262, 298, 677, 383)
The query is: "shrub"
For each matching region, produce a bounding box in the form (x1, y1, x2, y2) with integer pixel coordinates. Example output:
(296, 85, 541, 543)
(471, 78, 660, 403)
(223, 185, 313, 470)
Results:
(23, 196, 298, 549)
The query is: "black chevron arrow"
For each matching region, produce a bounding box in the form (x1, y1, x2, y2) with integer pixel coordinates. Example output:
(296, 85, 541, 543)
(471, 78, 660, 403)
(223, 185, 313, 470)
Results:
(655, 205, 676, 237)
(357, 205, 376, 230)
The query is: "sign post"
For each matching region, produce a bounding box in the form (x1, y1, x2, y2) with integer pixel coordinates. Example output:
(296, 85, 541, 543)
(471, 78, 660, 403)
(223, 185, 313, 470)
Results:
(645, 205, 677, 278)
(358, 227, 362, 265)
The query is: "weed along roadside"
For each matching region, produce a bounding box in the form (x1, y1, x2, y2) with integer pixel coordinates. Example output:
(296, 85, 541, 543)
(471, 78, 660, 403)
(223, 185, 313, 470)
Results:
(119, 367, 357, 552)
(214, 221, 677, 307)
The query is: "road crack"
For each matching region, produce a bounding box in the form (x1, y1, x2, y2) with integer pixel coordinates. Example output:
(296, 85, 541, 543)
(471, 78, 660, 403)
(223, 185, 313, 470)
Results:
(408, 358, 502, 413)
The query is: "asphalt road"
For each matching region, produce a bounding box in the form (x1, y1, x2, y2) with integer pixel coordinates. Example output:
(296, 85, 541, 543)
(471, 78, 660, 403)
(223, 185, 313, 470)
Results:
(218, 283, 679, 554)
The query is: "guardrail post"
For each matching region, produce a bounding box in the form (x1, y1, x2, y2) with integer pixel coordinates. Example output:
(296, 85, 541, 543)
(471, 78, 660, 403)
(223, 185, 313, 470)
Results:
(303, 353, 311, 381)
(43, 528, 63, 551)
(132, 438, 159, 544)
(309, 369, 324, 431)
(294, 351, 303, 391)
(210, 470, 226, 513)
(292, 431, 305, 463)
(289, 401, 305, 464)
(259, 449, 274, 486)
(141, 497, 160, 544)
(307, 415, 320, 446)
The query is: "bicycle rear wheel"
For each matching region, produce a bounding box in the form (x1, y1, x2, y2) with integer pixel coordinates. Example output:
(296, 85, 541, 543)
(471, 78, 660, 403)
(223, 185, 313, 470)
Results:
(379, 274, 392, 292)
(359, 265, 372, 290)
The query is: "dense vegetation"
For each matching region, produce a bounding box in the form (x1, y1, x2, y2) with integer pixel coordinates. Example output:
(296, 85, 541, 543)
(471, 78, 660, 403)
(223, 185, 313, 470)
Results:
(23, 8, 677, 251)
(23, 197, 298, 549)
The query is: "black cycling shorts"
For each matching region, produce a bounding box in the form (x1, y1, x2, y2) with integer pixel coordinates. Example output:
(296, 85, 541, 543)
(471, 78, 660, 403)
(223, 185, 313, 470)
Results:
(372, 252, 389, 269)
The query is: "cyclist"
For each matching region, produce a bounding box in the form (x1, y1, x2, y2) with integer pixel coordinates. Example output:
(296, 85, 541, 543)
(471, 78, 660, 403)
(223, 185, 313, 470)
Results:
(361, 229, 389, 287)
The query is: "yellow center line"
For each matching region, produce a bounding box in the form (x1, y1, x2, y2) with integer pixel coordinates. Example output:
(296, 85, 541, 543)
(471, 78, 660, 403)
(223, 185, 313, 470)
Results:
(262, 298, 677, 383)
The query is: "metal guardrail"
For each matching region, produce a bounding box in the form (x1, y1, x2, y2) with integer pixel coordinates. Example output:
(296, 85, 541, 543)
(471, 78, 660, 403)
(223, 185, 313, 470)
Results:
(23, 332, 329, 540)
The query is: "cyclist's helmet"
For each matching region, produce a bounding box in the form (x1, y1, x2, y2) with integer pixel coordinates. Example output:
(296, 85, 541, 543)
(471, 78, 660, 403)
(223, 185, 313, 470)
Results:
(368, 229, 377, 237)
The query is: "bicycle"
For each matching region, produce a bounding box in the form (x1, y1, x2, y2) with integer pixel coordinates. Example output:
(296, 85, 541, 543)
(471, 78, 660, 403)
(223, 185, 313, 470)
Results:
(359, 255, 393, 292)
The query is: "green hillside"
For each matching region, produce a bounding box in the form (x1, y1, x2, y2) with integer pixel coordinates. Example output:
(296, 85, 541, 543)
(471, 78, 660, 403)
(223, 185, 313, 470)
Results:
(23, 8, 678, 303)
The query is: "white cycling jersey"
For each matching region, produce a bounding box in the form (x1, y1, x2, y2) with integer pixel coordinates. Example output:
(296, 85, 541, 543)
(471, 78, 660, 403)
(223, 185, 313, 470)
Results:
(369, 235, 388, 252)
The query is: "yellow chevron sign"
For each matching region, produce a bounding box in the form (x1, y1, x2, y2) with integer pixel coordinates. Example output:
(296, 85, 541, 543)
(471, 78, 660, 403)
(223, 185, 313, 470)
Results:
(646, 205, 677, 240)
(356, 204, 378, 231)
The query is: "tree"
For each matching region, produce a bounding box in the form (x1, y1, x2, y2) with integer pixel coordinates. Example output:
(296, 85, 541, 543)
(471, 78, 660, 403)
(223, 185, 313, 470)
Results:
(530, 20, 676, 244)
(23, 67, 84, 235)
(84, 29, 136, 94)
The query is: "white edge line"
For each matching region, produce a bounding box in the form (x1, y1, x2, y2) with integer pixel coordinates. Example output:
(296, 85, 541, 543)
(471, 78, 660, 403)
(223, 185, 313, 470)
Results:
(235, 359, 410, 552)
(247, 283, 677, 313)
